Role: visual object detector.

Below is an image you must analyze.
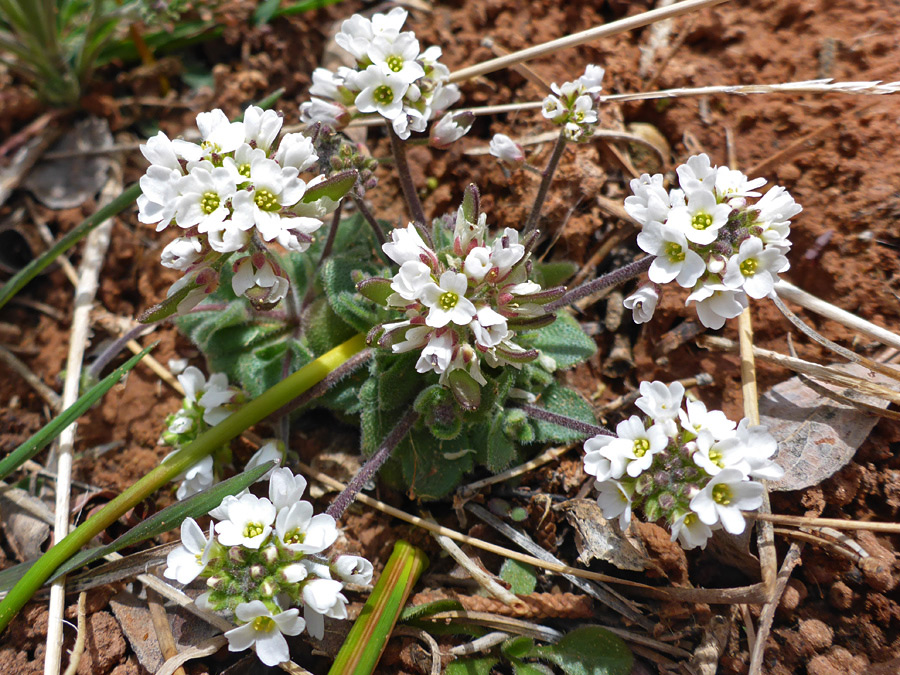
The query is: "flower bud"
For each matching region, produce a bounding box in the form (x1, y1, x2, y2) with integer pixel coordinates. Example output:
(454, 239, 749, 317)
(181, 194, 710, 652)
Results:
(229, 547, 247, 564)
(250, 564, 266, 579)
(259, 579, 278, 597)
(489, 134, 525, 167)
(430, 111, 475, 149)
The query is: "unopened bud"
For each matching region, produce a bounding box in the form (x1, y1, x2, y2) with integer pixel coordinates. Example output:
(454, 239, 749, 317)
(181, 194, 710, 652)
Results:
(430, 111, 476, 149)
(489, 134, 525, 167)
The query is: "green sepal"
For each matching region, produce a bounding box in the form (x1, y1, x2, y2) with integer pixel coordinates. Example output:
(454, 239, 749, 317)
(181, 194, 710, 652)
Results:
(357, 276, 394, 305)
(138, 280, 202, 323)
(447, 368, 481, 411)
(503, 636, 536, 660)
(302, 169, 358, 203)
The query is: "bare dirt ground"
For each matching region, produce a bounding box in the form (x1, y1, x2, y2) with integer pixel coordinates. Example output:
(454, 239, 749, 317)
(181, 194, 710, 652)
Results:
(0, 0, 899, 673)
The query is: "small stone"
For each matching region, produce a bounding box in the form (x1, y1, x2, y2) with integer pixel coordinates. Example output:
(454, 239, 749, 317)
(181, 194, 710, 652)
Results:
(799, 619, 834, 652)
(860, 556, 897, 592)
(779, 578, 807, 612)
(828, 581, 854, 610)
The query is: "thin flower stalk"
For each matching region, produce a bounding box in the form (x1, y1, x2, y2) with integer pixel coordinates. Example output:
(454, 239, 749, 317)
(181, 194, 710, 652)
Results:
(522, 129, 567, 237)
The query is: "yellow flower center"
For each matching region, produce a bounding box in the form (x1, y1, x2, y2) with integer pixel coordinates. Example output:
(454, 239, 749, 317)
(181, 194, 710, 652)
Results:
(284, 528, 305, 545)
(632, 438, 650, 458)
(684, 513, 697, 526)
(386, 55, 404, 73)
(374, 85, 394, 105)
(201, 140, 221, 154)
(708, 448, 724, 468)
(712, 484, 732, 506)
(664, 241, 685, 262)
(238, 163, 251, 178)
(243, 521, 265, 539)
(252, 616, 275, 632)
(254, 188, 279, 212)
(200, 191, 220, 215)
(439, 291, 459, 311)
(691, 212, 713, 230)
(740, 258, 758, 276)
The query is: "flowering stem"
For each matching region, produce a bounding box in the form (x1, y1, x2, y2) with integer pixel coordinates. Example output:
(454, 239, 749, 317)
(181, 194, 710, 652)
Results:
(301, 201, 344, 312)
(87, 322, 155, 382)
(0, 333, 368, 634)
(519, 404, 613, 438)
(352, 194, 388, 248)
(522, 129, 567, 238)
(326, 407, 419, 520)
(545, 256, 654, 311)
(387, 125, 432, 248)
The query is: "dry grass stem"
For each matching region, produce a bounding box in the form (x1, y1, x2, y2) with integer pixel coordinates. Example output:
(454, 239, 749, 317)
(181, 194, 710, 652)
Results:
(147, 588, 186, 675)
(45, 167, 120, 675)
(447, 0, 733, 84)
(748, 543, 803, 675)
(156, 637, 227, 675)
(772, 528, 861, 561)
(448, 631, 512, 656)
(391, 627, 442, 675)
(426, 610, 562, 642)
(457, 444, 573, 496)
(60, 592, 86, 675)
(747, 512, 900, 533)
(0, 344, 61, 412)
(775, 280, 900, 352)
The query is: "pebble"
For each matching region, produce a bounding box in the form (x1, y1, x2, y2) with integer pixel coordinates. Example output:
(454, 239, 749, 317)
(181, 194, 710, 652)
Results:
(799, 619, 834, 652)
(828, 581, 855, 610)
(861, 557, 897, 592)
(779, 578, 808, 612)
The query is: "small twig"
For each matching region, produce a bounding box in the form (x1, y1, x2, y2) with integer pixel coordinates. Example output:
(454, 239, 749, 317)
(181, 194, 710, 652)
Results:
(748, 543, 803, 675)
(87, 323, 156, 382)
(0, 344, 61, 412)
(447, 0, 732, 84)
(147, 588, 187, 675)
(746, 512, 900, 534)
(775, 280, 900, 352)
(448, 631, 512, 656)
(771, 528, 860, 561)
(156, 638, 227, 675)
(522, 129, 568, 238)
(458, 444, 574, 497)
(45, 167, 120, 675)
(61, 592, 86, 675)
(325, 407, 418, 520)
(546, 256, 654, 311)
(427, 515, 525, 607)
(425, 610, 563, 643)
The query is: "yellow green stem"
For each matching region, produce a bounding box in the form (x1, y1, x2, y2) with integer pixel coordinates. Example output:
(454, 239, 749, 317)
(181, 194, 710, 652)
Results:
(0, 333, 367, 634)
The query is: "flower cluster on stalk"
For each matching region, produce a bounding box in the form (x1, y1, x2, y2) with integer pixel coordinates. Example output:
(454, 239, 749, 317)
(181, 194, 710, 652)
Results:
(541, 65, 605, 141)
(299, 7, 461, 141)
(582, 381, 783, 550)
(164, 468, 373, 666)
(138, 106, 346, 314)
(360, 188, 563, 409)
(623, 153, 801, 329)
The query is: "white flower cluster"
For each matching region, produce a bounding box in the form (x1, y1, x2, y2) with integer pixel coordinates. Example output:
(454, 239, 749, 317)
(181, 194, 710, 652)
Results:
(160, 366, 245, 500)
(139, 106, 340, 313)
(164, 468, 373, 667)
(623, 153, 801, 329)
(541, 65, 605, 141)
(367, 206, 561, 402)
(300, 7, 460, 140)
(582, 381, 783, 550)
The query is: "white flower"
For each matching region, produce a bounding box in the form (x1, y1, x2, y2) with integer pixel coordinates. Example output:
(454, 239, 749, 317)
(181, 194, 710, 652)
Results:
(242, 106, 283, 153)
(595, 480, 633, 530)
(431, 111, 475, 149)
(392, 324, 431, 354)
(463, 247, 492, 281)
(299, 98, 349, 128)
(230, 158, 310, 242)
(490, 228, 525, 275)
(141, 131, 188, 171)
(722, 237, 789, 299)
(679, 399, 735, 440)
(635, 380, 685, 425)
(383, 223, 431, 266)
(623, 285, 658, 324)
(577, 64, 605, 93)
(470, 306, 509, 348)
(637, 222, 706, 287)
(686, 283, 748, 329)
(489, 134, 525, 166)
(583, 434, 629, 482)
(391, 260, 433, 301)
(689, 468, 765, 534)
(231, 255, 289, 306)
(420, 271, 476, 328)
(734, 419, 784, 480)
(175, 166, 237, 232)
(415, 331, 454, 374)
(176, 456, 215, 500)
(368, 33, 424, 84)
(675, 153, 717, 195)
(624, 173, 672, 227)
(138, 165, 181, 231)
(692, 430, 748, 477)
(334, 556, 374, 585)
(164, 518, 213, 584)
(714, 166, 766, 203)
(214, 493, 277, 549)
(354, 65, 409, 120)
(606, 416, 669, 478)
(667, 187, 732, 246)
(302, 579, 348, 640)
(246, 441, 283, 480)
(670, 511, 713, 550)
(274, 133, 318, 172)
(268, 467, 308, 511)
(161, 236, 202, 271)
(225, 601, 305, 667)
(198, 372, 236, 424)
(196, 109, 245, 156)
(754, 185, 802, 229)
(275, 501, 338, 554)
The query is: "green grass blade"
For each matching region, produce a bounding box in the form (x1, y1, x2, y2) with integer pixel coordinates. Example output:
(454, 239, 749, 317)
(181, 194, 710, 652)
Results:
(270, 0, 346, 19)
(0, 344, 153, 481)
(0, 181, 142, 312)
(329, 540, 428, 675)
(0, 459, 275, 592)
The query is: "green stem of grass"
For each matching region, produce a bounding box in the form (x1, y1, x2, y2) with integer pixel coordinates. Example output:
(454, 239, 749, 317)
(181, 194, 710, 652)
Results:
(0, 332, 367, 634)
